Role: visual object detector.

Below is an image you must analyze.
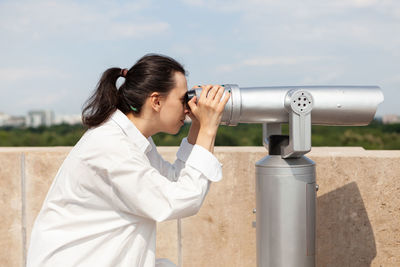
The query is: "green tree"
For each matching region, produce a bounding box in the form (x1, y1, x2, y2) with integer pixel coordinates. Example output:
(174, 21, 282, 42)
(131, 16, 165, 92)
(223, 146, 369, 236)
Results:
(1, 120, 399, 149)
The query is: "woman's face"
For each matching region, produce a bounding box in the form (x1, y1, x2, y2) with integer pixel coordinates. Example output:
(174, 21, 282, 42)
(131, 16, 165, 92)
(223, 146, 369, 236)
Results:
(159, 72, 190, 134)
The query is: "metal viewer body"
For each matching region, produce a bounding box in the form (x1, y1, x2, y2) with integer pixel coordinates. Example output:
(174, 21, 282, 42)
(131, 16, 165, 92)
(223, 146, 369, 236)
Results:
(187, 84, 383, 267)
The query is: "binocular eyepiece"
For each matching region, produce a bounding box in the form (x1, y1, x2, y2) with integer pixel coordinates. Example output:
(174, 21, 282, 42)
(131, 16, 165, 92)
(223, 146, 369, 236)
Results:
(184, 90, 197, 105)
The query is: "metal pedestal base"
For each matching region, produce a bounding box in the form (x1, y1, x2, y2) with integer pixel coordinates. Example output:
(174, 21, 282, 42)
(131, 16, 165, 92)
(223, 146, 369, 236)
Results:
(256, 155, 316, 267)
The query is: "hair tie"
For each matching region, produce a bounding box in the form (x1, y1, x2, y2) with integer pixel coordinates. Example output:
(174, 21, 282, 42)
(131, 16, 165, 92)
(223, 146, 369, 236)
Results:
(120, 68, 128, 78)
(130, 105, 138, 112)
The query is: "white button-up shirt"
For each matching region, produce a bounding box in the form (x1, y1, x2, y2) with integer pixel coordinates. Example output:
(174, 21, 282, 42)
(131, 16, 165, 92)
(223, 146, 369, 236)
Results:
(27, 109, 222, 267)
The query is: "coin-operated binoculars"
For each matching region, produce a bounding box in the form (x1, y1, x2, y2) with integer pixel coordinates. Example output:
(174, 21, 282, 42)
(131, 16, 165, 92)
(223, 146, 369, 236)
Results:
(188, 85, 384, 267)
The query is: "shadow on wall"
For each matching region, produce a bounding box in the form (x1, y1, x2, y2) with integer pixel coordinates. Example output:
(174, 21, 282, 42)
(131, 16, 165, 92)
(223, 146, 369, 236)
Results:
(316, 182, 376, 267)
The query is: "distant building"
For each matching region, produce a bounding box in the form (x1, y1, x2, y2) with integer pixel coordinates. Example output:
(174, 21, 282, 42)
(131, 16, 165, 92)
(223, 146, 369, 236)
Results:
(0, 112, 26, 127)
(54, 114, 82, 125)
(1, 110, 83, 128)
(0, 112, 11, 127)
(26, 110, 54, 128)
(382, 114, 400, 124)
(8, 116, 26, 127)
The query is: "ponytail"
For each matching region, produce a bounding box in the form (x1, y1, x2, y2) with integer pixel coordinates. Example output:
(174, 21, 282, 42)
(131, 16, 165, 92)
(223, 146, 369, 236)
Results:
(82, 54, 186, 128)
(82, 67, 121, 127)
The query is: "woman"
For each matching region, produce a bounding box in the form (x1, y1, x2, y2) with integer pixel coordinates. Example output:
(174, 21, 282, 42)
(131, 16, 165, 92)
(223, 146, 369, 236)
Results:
(27, 54, 230, 267)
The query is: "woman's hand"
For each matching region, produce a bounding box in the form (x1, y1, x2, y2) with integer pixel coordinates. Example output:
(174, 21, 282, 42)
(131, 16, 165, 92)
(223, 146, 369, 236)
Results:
(187, 85, 230, 152)
(188, 85, 230, 133)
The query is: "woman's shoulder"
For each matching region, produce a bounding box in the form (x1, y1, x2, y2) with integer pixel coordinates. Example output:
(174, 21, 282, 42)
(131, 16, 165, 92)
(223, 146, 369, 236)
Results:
(72, 119, 141, 162)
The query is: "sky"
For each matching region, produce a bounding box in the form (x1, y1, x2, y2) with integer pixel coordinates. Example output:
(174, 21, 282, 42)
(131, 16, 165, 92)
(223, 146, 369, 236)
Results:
(0, 0, 399, 117)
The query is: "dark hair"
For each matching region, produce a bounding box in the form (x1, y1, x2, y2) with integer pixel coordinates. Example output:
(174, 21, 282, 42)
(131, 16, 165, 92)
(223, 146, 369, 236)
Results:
(82, 54, 186, 128)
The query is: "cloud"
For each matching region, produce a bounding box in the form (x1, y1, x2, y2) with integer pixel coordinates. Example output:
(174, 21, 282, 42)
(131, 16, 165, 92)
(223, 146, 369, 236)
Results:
(178, 0, 400, 52)
(349, 0, 378, 7)
(301, 71, 344, 84)
(243, 56, 330, 66)
(18, 90, 69, 107)
(0, 0, 170, 41)
(216, 56, 332, 72)
(385, 74, 400, 85)
(108, 22, 170, 39)
(0, 67, 69, 82)
(180, 0, 399, 14)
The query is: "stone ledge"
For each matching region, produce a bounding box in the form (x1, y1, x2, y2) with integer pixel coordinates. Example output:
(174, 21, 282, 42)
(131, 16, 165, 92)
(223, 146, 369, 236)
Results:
(0, 147, 399, 266)
(2, 146, 399, 157)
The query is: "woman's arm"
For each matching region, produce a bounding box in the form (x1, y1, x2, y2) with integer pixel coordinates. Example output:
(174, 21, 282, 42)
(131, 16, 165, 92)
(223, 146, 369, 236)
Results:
(187, 116, 200, 145)
(108, 142, 221, 222)
(151, 84, 229, 183)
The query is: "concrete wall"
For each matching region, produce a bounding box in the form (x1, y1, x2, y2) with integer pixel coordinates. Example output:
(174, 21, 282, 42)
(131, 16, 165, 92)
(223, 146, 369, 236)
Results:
(0, 147, 399, 266)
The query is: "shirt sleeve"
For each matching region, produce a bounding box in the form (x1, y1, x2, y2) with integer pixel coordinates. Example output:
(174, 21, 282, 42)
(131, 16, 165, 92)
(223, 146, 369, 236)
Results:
(107, 140, 222, 222)
(182, 138, 222, 182)
(148, 137, 222, 182)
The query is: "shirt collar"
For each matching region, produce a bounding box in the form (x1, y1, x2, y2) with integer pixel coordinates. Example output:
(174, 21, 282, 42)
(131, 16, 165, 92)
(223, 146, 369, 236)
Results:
(110, 109, 153, 154)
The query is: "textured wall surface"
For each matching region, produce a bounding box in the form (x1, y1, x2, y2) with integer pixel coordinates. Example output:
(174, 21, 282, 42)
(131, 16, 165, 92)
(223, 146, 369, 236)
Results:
(0, 152, 22, 267)
(0, 146, 399, 267)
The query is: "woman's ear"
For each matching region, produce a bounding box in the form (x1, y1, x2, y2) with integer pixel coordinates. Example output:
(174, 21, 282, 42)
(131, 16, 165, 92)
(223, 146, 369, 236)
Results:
(149, 92, 162, 112)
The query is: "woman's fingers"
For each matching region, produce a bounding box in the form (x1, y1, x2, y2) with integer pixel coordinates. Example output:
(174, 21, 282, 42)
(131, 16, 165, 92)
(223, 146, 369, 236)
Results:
(213, 86, 225, 103)
(187, 96, 197, 111)
(217, 90, 231, 112)
(199, 85, 212, 102)
(205, 85, 221, 103)
(198, 85, 227, 103)
(195, 85, 230, 109)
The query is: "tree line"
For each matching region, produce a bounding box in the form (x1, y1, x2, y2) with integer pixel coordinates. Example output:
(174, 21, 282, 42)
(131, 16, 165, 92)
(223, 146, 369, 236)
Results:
(0, 120, 399, 149)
